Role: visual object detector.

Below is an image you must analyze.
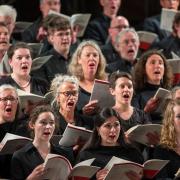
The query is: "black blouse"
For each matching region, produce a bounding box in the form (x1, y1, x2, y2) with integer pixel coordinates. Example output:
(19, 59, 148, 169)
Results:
(77, 145, 144, 168)
(153, 145, 180, 179)
(11, 142, 74, 180)
(0, 75, 49, 96)
(118, 107, 151, 131)
(55, 109, 94, 135)
(132, 83, 162, 123)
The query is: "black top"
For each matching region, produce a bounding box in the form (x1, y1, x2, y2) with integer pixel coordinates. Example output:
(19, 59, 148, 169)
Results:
(31, 48, 70, 84)
(0, 120, 30, 178)
(76, 86, 91, 113)
(55, 109, 94, 135)
(153, 145, 180, 179)
(77, 145, 144, 168)
(151, 35, 180, 59)
(132, 83, 162, 124)
(22, 17, 42, 43)
(83, 13, 111, 45)
(11, 142, 74, 180)
(106, 57, 135, 75)
(118, 107, 151, 131)
(0, 75, 48, 96)
(142, 14, 171, 41)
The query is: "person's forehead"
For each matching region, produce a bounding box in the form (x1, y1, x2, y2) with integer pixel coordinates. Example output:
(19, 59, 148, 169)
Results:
(0, 89, 17, 97)
(120, 32, 136, 40)
(112, 17, 128, 26)
(0, 25, 8, 32)
(43, 0, 60, 4)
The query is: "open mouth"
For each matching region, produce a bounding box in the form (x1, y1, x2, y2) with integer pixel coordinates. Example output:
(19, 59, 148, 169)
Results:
(5, 107, 12, 113)
(123, 94, 130, 99)
(43, 132, 51, 136)
(154, 70, 161, 75)
(21, 65, 28, 70)
(88, 62, 96, 68)
(128, 49, 135, 55)
(67, 101, 75, 107)
(109, 135, 116, 139)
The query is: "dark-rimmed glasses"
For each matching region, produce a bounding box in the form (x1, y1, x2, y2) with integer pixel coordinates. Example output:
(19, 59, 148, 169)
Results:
(0, 96, 18, 103)
(59, 90, 78, 97)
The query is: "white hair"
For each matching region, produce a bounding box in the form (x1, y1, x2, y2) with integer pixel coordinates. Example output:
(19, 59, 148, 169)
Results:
(0, 5, 17, 23)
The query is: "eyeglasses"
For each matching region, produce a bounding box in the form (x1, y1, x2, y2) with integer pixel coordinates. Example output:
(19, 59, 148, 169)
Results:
(110, 25, 129, 30)
(0, 96, 18, 103)
(59, 90, 78, 97)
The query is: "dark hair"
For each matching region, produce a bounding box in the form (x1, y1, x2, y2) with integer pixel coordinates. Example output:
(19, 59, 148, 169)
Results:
(133, 49, 173, 91)
(172, 12, 180, 34)
(109, 71, 133, 89)
(48, 16, 71, 35)
(28, 105, 58, 138)
(81, 107, 126, 151)
(7, 42, 33, 59)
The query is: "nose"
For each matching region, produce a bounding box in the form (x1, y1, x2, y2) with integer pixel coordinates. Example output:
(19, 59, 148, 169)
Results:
(45, 123, 51, 129)
(6, 99, 12, 104)
(124, 85, 129, 91)
(110, 126, 116, 132)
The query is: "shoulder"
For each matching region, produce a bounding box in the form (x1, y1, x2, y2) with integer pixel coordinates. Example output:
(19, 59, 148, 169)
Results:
(31, 76, 48, 85)
(12, 142, 34, 160)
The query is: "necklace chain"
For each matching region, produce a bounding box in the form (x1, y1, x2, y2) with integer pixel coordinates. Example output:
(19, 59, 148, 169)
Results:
(11, 75, 31, 89)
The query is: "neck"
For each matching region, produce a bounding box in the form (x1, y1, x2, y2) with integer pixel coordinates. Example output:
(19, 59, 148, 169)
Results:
(82, 76, 95, 84)
(147, 80, 161, 85)
(60, 109, 75, 124)
(11, 74, 31, 88)
(33, 139, 50, 152)
(114, 103, 131, 112)
(11, 73, 30, 82)
(103, 10, 116, 19)
(54, 47, 69, 59)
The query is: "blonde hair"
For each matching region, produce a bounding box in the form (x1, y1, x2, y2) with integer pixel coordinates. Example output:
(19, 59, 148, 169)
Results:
(160, 99, 180, 151)
(68, 40, 107, 81)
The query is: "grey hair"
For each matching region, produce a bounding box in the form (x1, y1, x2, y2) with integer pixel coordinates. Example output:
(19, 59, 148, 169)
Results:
(0, 5, 17, 23)
(115, 27, 139, 47)
(0, 84, 18, 97)
(40, 0, 61, 4)
(50, 74, 79, 107)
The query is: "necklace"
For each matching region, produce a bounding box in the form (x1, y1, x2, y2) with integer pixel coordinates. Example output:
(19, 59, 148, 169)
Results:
(11, 75, 31, 89)
(19, 80, 31, 88)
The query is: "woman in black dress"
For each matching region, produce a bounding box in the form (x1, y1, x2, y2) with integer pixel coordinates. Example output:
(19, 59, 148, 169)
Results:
(132, 49, 173, 123)
(77, 107, 144, 180)
(153, 99, 180, 179)
(11, 105, 74, 180)
(0, 42, 48, 96)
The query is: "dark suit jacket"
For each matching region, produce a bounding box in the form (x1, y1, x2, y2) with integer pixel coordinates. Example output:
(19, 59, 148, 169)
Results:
(143, 14, 171, 41)
(83, 13, 111, 45)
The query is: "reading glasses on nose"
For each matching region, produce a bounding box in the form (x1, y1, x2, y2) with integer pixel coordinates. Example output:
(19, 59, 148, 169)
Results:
(59, 91, 78, 97)
(0, 96, 18, 103)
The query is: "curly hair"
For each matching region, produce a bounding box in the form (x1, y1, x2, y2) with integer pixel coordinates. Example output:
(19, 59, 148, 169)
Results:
(68, 40, 107, 81)
(160, 99, 180, 151)
(133, 49, 173, 91)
